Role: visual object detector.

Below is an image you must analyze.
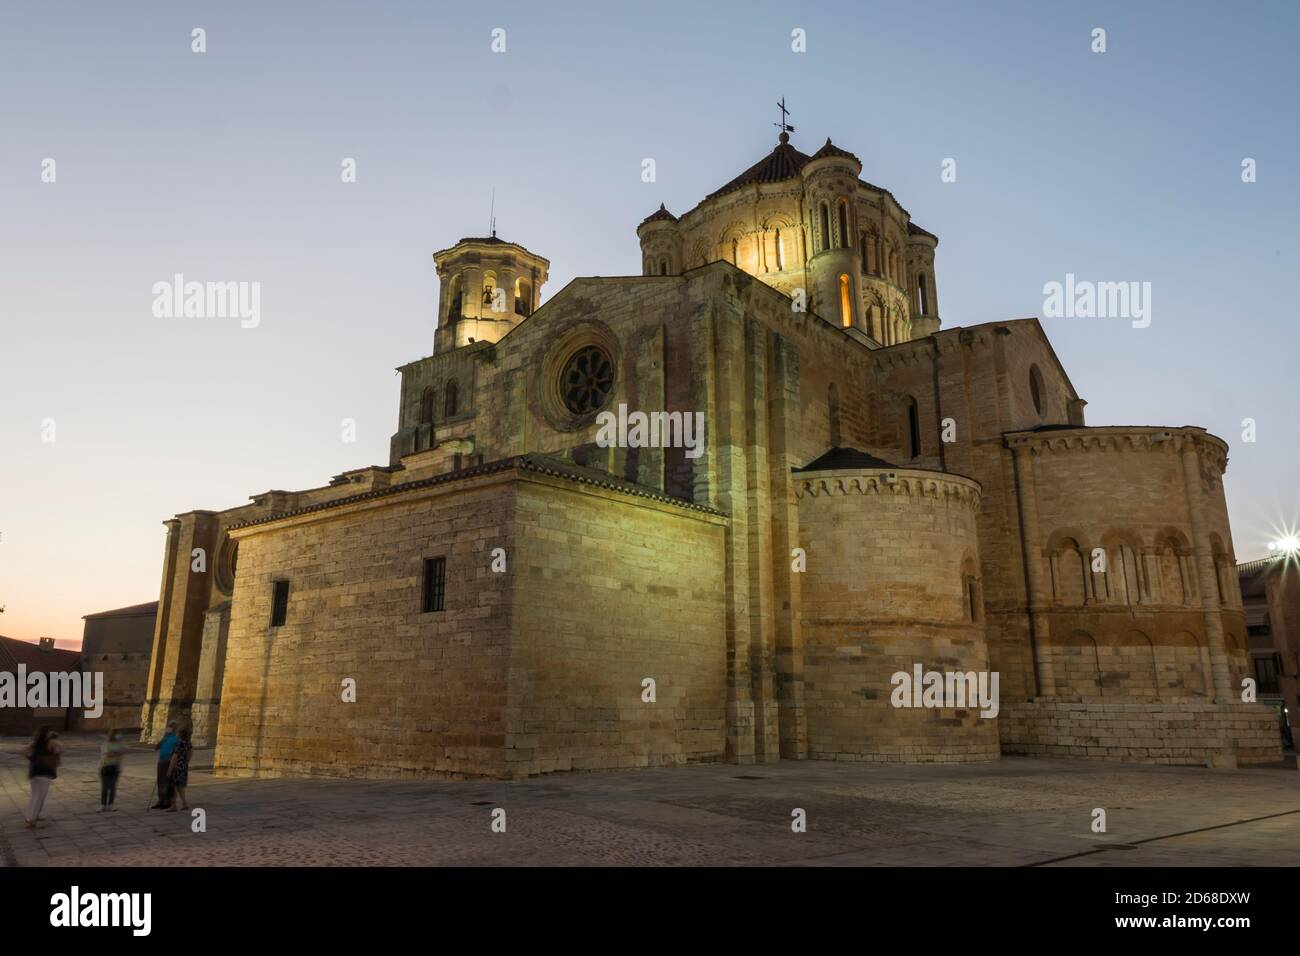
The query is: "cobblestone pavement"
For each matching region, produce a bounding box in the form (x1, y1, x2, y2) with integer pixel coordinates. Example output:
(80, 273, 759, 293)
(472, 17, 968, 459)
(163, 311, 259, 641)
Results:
(2, 735, 1297, 866)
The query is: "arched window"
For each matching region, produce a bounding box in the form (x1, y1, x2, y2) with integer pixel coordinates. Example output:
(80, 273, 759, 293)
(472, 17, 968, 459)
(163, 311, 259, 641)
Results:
(917, 273, 929, 314)
(1104, 541, 1142, 606)
(448, 275, 463, 318)
(1029, 364, 1044, 416)
(774, 229, 784, 270)
(903, 395, 921, 458)
(859, 233, 868, 269)
(444, 380, 459, 418)
(819, 203, 830, 253)
(839, 273, 852, 328)
(731, 238, 739, 265)
(515, 278, 532, 317)
(481, 272, 497, 307)
(659, 259, 667, 276)
(421, 387, 436, 425)
(1052, 539, 1089, 605)
(838, 202, 849, 249)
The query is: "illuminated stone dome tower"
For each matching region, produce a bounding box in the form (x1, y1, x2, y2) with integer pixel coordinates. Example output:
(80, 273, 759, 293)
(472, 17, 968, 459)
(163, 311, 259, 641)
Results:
(433, 233, 550, 353)
(637, 128, 941, 347)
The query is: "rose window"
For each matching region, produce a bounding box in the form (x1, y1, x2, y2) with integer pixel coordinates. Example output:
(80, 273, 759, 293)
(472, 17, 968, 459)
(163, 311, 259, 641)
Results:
(560, 345, 613, 415)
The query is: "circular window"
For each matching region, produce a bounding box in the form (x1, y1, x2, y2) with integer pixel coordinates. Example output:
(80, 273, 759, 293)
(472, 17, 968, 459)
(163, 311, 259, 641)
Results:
(560, 345, 614, 416)
(1029, 364, 1044, 416)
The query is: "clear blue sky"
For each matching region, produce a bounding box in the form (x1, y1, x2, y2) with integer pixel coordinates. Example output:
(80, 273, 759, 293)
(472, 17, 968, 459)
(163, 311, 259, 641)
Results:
(1, 0, 1296, 643)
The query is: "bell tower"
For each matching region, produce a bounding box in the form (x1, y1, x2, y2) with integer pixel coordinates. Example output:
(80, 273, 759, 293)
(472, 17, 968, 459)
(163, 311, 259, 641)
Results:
(433, 233, 550, 353)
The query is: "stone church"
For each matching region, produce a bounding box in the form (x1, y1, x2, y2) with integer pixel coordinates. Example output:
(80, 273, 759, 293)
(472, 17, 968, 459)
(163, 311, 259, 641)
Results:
(141, 128, 1279, 778)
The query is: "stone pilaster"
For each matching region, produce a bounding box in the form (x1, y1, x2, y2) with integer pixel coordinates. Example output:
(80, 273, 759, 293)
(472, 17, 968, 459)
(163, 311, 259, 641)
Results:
(140, 511, 219, 740)
(711, 303, 755, 763)
(767, 332, 807, 758)
(1180, 439, 1234, 699)
(1009, 442, 1054, 697)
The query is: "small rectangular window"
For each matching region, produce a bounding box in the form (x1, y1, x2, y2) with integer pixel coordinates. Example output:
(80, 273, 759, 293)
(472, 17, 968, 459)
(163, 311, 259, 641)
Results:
(423, 557, 446, 613)
(270, 580, 290, 627)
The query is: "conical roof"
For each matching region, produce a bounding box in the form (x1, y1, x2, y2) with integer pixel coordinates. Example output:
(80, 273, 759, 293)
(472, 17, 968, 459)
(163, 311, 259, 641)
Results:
(706, 133, 813, 199)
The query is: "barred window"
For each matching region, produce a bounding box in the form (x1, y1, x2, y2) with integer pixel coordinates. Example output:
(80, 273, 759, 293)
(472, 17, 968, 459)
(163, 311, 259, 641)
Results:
(423, 557, 446, 613)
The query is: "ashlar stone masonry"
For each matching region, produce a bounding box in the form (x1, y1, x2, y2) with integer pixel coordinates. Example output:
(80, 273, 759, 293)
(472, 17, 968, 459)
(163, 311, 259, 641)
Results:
(141, 129, 1279, 777)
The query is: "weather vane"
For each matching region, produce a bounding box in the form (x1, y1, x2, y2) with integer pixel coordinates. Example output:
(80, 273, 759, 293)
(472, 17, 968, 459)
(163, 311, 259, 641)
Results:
(774, 97, 795, 135)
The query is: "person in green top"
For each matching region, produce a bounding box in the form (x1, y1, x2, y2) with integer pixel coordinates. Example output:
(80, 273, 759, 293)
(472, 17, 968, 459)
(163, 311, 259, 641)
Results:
(98, 729, 127, 812)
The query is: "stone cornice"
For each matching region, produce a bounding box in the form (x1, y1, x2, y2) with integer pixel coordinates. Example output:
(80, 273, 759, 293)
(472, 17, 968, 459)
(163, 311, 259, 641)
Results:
(793, 467, 981, 511)
(227, 454, 725, 536)
(1003, 426, 1230, 474)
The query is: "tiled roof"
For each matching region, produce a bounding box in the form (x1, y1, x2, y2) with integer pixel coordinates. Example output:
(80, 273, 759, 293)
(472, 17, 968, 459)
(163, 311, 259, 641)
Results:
(639, 203, 678, 225)
(794, 447, 902, 472)
(701, 135, 914, 225)
(908, 222, 938, 240)
(82, 601, 158, 621)
(1238, 555, 1279, 577)
(456, 235, 507, 245)
(0, 635, 82, 673)
(706, 137, 813, 199)
(227, 453, 724, 531)
(809, 138, 860, 163)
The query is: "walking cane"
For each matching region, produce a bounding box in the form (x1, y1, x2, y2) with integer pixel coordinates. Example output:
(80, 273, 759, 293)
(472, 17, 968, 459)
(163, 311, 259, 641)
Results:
(145, 780, 156, 811)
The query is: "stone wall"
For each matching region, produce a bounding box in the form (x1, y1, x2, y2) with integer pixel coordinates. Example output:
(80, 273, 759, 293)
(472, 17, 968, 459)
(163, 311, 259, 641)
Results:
(796, 467, 1000, 762)
(506, 472, 728, 775)
(215, 470, 518, 779)
(190, 602, 230, 746)
(1000, 700, 1281, 766)
(77, 605, 156, 733)
(213, 461, 727, 779)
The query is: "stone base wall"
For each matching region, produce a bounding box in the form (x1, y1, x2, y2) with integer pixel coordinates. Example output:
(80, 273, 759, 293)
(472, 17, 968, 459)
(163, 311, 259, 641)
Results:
(1000, 699, 1282, 765)
(506, 475, 729, 777)
(802, 624, 1002, 763)
(214, 474, 518, 780)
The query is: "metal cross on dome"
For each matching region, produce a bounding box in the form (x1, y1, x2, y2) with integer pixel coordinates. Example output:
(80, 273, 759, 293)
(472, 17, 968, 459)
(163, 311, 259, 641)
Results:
(774, 98, 795, 136)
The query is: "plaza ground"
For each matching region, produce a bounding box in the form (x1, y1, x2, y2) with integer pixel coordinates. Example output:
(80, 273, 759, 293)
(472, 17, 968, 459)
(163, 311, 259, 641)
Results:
(1, 734, 1297, 866)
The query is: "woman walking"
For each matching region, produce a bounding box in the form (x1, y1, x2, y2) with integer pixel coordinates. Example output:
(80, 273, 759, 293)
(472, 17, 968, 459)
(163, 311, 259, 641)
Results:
(98, 729, 127, 812)
(166, 726, 192, 812)
(23, 726, 62, 828)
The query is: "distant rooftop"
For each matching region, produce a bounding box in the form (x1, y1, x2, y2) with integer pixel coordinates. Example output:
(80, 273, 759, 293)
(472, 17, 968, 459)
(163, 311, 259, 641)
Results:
(1238, 554, 1292, 576)
(83, 601, 159, 621)
(0, 634, 81, 672)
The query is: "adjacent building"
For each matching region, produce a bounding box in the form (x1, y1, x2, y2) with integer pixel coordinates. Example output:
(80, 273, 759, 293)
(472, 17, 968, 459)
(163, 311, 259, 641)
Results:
(0, 635, 82, 736)
(77, 601, 157, 733)
(1238, 554, 1300, 747)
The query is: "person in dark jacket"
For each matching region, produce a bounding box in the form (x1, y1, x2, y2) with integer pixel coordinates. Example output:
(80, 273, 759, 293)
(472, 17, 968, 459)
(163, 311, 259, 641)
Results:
(23, 726, 62, 828)
(98, 729, 128, 812)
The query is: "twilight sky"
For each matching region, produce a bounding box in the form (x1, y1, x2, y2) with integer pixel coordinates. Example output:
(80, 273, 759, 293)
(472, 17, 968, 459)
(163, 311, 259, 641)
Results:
(1, 0, 1296, 646)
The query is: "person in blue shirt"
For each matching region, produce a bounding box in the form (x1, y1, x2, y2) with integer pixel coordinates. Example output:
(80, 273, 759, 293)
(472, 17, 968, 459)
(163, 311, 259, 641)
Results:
(151, 721, 178, 810)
